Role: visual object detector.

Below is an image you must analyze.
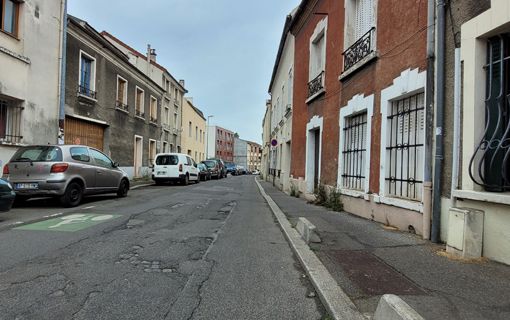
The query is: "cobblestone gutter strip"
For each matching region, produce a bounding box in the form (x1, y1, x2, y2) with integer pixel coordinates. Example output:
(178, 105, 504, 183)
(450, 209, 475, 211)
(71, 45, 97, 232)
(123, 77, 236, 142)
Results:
(255, 178, 365, 320)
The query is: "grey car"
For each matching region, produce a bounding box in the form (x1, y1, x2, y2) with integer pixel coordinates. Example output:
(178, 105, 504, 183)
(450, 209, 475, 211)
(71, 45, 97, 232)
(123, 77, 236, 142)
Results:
(2, 145, 129, 207)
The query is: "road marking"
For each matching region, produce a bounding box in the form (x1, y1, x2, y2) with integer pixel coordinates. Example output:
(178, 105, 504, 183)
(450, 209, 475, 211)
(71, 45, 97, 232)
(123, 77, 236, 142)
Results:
(14, 214, 120, 232)
(83, 206, 96, 210)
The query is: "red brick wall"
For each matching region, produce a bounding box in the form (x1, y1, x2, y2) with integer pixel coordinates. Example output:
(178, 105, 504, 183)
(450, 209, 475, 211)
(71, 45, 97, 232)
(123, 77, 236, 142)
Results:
(291, 0, 428, 191)
(290, 0, 344, 185)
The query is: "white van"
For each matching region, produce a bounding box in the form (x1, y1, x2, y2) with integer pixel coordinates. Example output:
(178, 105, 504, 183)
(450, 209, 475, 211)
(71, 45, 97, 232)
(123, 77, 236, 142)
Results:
(152, 153, 199, 185)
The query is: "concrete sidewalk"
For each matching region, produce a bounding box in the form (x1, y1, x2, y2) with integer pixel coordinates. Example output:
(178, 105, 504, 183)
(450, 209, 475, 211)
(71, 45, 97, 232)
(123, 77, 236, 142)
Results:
(258, 180, 510, 320)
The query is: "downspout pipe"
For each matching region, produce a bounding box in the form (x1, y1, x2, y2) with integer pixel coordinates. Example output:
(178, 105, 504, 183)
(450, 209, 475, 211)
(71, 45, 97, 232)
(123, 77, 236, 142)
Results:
(58, 0, 68, 144)
(451, 48, 461, 205)
(423, 0, 435, 240)
(432, 0, 446, 243)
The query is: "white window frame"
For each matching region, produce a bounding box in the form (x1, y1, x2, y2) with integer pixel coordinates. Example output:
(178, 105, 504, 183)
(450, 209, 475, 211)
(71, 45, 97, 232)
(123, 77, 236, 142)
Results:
(379, 68, 427, 212)
(116, 75, 128, 106)
(305, 115, 324, 193)
(344, 0, 377, 48)
(135, 86, 145, 118)
(150, 95, 158, 122)
(148, 139, 157, 165)
(309, 17, 328, 82)
(78, 50, 97, 98)
(337, 94, 374, 198)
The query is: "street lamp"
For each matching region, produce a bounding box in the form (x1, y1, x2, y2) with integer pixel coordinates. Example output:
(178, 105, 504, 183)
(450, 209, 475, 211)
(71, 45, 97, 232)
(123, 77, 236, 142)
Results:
(206, 115, 214, 159)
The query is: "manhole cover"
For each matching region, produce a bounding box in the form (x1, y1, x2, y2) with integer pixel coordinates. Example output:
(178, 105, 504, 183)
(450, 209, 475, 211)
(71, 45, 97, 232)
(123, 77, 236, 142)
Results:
(328, 250, 426, 296)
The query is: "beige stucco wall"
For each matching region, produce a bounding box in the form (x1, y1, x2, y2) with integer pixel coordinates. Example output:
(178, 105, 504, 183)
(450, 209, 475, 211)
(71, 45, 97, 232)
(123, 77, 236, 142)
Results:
(452, 0, 510, 265)
(0, 0, 64, 167)
(181, 98, 206, 162)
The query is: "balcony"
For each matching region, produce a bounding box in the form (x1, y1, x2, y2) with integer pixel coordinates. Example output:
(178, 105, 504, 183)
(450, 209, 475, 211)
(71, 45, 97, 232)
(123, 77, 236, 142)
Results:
(342, 27, 376, 73)
(116, 101, 129, 112)
(307, 71, 325, 100)
(150, 116, 158, 124)
(78, 85, 97, 100)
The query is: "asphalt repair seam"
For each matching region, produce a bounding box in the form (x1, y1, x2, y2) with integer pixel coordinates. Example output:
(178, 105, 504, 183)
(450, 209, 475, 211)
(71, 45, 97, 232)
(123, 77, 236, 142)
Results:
(254, 178, 366, 320)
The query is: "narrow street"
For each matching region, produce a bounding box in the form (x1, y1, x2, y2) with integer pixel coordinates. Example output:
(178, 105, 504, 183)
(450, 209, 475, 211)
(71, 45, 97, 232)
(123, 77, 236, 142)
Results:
(0, 176, 324, 320)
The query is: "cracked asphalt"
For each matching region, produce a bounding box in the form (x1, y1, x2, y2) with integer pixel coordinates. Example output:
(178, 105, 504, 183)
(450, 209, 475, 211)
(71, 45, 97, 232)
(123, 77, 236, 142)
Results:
(0, 176, 325, 320)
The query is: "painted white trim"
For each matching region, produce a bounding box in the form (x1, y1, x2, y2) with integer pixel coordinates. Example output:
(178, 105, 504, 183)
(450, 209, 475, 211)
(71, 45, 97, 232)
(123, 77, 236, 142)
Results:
(305, 115, 324, 193)
(379, 68, 427, 208)
(337, 93, 374, 194)
(149, 95, 158, 121)
(135, 86, 145, 116)
(66, 114, 108, 126)
(116, 75, 128, 105)
(309, 17, 328, 81)
(148, 139, 157, 163)
(372, 194, 423, 212)
(134, 135, 144, 177)
(78, 50, 96, 92)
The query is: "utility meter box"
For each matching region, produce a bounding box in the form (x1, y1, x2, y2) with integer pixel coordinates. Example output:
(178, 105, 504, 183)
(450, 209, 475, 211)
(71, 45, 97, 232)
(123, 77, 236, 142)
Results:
(446, 207, 484, 259)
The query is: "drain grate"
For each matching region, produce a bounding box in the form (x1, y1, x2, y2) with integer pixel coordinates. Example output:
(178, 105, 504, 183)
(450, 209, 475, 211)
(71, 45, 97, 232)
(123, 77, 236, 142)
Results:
(328, 250, 426, 296)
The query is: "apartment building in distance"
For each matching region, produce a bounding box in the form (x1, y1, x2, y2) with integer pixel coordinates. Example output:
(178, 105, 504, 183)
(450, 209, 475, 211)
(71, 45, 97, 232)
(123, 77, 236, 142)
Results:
(0, 0, 66, 167)
(101, 32, 187, 153)
(181, 98, 206, 162)
(246, 141, 262, 172)
(207, 125, 234, 162)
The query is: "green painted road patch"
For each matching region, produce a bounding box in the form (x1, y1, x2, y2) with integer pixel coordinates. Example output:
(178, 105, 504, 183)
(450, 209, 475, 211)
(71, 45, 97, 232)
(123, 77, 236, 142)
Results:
(15, 214, 121, 232)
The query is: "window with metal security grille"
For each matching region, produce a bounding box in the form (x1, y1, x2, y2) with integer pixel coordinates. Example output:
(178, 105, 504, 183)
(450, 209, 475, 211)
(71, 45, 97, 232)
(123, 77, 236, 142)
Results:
(0, 99, 22, 144)
(385, 92, 425, 201)
(341, 112, 367, 190)
(469, 34, 510, 192)
(0, 0, 20, 36)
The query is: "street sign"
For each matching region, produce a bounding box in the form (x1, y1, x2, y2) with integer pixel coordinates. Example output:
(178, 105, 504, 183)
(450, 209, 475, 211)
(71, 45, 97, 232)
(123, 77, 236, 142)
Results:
(271, 139, 278, 147)
(15, 214, 121, 232)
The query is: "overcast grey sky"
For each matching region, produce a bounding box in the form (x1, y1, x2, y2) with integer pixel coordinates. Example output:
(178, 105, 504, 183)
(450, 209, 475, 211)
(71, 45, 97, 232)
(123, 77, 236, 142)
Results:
(68, 0, 298, 144)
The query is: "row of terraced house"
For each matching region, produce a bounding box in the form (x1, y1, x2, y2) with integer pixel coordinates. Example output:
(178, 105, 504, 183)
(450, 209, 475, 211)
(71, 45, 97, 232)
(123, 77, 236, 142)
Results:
(262, 0, 510, 265)
(0, 0, 209, 179)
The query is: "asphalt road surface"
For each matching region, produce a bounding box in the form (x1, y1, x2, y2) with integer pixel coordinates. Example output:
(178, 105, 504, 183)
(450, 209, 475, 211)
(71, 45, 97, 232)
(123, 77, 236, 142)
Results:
(0, 176, 325, 320)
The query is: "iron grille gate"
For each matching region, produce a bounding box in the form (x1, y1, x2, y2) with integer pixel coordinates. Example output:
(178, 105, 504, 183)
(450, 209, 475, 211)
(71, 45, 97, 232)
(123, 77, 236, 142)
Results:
(0, 99, 23, 144)
(342, 112, 367, 190)
(469, 35, 510, 192)
(386, 93, 425, 201)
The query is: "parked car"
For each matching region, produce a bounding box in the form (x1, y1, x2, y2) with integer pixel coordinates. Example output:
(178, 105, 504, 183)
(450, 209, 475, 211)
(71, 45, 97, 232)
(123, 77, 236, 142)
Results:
(197, 163, 211, 181)
(224, 162, 237, 175)
(236, 165, 247, 175)
(0, 179, 15, 212)
(202, 160, 222, 179)
(252, 170, 260, 175)
(152, 153, 199, 185)
(2, 145, 130, 208)
(207, 158, 227, 178)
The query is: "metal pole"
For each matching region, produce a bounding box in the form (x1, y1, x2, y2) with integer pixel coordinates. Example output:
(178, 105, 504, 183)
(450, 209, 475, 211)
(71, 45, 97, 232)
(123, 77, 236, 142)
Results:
(206, 115, 213, 159)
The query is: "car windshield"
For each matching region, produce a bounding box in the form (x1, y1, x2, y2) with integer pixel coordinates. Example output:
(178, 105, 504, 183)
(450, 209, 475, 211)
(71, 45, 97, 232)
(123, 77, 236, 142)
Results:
(198, 163, 206, 170)
(11, 146, 63, 162)
(203, 160, 216, 168)
(155, 155, 178, 165)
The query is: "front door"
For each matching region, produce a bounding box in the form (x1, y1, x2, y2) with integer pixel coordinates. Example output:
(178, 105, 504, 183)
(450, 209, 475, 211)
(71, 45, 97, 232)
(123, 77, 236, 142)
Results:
(134, 136, 143, 177)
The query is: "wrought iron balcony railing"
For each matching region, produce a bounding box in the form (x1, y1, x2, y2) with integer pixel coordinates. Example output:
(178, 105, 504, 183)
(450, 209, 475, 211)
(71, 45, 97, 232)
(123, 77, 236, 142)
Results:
(116, 101, 129, 112)
(78, 85, 97, 99)
(307, 71, 325, 98)
(342, 27, 375, 72)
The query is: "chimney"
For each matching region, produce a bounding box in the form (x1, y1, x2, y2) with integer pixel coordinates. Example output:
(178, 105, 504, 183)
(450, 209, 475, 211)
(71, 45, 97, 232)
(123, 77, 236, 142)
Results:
(179, 79, 185, 88)
(147, 44, 157, 63)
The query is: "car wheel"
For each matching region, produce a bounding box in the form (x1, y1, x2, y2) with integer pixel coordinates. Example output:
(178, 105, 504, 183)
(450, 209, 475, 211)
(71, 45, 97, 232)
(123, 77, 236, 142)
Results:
(60, 182, 83, 207)
(182, 174, 189, 186)
(196, 176, 200, 184)
(117, 179, 129, 197)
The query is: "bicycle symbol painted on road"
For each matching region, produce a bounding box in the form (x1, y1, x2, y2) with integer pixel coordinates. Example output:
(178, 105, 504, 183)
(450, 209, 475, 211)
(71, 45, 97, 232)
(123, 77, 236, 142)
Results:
(15, 214, 121, 232)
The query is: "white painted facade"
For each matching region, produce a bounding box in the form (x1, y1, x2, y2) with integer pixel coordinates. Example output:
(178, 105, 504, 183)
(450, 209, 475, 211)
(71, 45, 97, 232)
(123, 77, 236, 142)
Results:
(443, 0, 510, 265)
(268, 26, 294, 193)
(0, 0, 66, 168)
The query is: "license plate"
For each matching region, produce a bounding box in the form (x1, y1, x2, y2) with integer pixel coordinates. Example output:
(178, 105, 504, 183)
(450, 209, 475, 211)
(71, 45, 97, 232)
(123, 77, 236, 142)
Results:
(157, 171, 166, 176)
(15, 183, 39, 190)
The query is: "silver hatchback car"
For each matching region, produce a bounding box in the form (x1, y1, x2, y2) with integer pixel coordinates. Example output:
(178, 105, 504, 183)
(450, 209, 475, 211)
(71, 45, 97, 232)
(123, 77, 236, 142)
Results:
(2, 145, 130, 207)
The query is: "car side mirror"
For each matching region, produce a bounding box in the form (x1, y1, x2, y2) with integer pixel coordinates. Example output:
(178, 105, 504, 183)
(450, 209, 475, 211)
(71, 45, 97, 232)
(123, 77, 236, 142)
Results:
(113, 162, 119, 168)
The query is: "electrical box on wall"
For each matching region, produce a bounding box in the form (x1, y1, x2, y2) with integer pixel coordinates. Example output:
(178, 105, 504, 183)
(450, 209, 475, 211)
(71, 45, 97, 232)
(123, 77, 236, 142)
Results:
(446, 207, 484, 259)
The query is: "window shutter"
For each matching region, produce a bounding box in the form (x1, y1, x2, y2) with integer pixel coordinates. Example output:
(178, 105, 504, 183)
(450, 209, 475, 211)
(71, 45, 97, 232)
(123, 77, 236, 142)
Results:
(355, 0, 374, 40)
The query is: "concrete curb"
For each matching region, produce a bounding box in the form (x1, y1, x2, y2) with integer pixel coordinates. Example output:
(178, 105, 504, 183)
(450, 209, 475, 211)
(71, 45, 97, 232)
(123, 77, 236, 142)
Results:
(374, 294, 425, 320)
(131, 183, 153, 190)
(255, 178, 365, 320)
